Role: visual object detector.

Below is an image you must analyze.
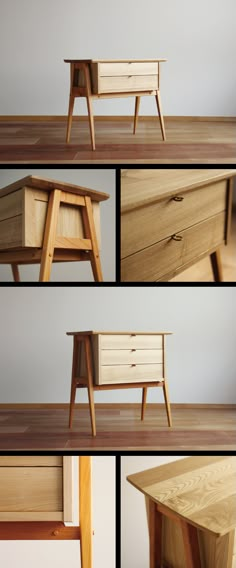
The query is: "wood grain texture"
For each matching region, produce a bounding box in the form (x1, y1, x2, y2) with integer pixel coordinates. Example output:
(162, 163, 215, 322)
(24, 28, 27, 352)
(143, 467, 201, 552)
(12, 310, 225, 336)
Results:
(121, 169, 236, 213)
(0, 405, 234, 450)
(0, 456, 62, 466)
(0, 175, 109, 201)
(0, 118, 235, 163)
(127, 456, 236, 536)
(79, 456, 92, 568)
(0, 522, 81, 540)
(121, 177, 227, 258)
(63, 456, 73, 522)
(0, 467, 63, 516)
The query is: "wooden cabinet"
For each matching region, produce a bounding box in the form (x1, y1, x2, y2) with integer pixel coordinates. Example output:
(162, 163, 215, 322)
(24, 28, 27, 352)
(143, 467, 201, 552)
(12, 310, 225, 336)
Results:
(0, 175, 109, 282)
(67, 331, 172, 436)
(127, 456, 236, 568)
(121, 169, 236, 282)
(0, 456, 72, 521)
(64, 59, 167, 149)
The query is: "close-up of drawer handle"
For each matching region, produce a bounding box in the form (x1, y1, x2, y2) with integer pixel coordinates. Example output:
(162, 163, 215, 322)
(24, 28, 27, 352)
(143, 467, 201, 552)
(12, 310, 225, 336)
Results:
(131, 349, 136, 352)
(131, 364, 136, 367)
(172, 195, 184, 201)
(171, 234, 183, 241)
(131, 334, 136, 337)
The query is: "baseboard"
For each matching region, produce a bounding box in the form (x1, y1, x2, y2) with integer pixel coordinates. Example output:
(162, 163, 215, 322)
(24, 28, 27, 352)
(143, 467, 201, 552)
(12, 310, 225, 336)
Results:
(0, 115, 235, 122)
(0, 403, 235, 409)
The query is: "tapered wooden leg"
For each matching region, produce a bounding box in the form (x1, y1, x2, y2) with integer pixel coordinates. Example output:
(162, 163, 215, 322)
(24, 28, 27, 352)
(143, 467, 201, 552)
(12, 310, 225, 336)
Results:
(39, 189, 61, 282)
(69, 337, 79, 428)
(11, 264, 20, 282)
(210, 249, 223, 282)
(162, 381, 172, 427)
(80, 457, 92, 568)
(141, 387, 147, 420)
(86, 95, 96, 150)
(66, 94, 75, 143)
(181, 521, 201, 568)
(85, 337, 96, 436)
(145, 498, 162, 568)
(82, 196, 103, 282)
(155, 90, 166, 141)
(133, 96, 141, 134)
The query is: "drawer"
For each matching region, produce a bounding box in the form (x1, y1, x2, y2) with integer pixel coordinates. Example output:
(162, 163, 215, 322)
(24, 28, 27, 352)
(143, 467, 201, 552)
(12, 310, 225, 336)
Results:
(100, 334, 163, 350)
(0, 467, 63, 515)
(98, 363, 163, 384)
(98, 74, 158, 94)
(121, 211, 226, 281)
(101, 349, 163, 365)
(0, 186, 101, 250)
(0, 457, 62, 466)
(121, 179, 227, 258)
(99, 62, 158, 76)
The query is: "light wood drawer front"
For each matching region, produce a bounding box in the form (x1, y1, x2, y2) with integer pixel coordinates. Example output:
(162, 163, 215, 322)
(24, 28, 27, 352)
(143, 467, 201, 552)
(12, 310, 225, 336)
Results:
(0, 187, 101, 249)
(98, 74, 158, 93)
(0, 467, 62, 512)
(121, 180, 227, 258)
(233, 554, 236, 568)
(0, 457, 62, 467)
(101, 349, 163, 365)
(99, 363, 163, 384)
(99, 62, 158, 76)
(0, 215, 22, 249)
(100, 334, 163, 350)
(121, 211, 226, 282)
(0, 189, 23, 222)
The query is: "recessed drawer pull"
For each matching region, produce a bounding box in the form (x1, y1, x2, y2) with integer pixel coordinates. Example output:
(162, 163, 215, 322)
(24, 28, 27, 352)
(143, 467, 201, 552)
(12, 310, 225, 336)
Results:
(131, 364, 136, 367)
(131, 349, 136, 352)
(131, 334, 136, 337)
(171, 234, 183, 241)
(172, 195, 184, 201)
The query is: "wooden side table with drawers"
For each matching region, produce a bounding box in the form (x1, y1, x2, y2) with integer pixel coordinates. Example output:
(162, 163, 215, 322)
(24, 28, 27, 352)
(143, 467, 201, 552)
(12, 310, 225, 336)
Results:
(127, 456, 236, 568)
(0, 175, 109, 282)
(121, 169, 236, 282)
(0, 456, 92, 568)
(67, 330, 172, 436)
(64, 59, 167, 149)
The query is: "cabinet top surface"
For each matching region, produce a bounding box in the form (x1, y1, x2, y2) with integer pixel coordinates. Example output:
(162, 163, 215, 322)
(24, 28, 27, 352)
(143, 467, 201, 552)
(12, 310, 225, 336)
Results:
(121, 169, 236, 213)
(66, 330, 172, 336)
(127, 456, 236, 536)
(0, 176, 109, 201)
(64, 58, 167, 63)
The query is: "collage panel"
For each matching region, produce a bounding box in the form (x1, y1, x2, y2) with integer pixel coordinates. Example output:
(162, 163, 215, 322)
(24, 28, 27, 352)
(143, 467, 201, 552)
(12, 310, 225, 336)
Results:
(0, 169, 116, 283)
(121, 168, 236, 283)
(121, 455, 236, 568)
(0, 454, 116, 568)
(0, 285, 235, 451)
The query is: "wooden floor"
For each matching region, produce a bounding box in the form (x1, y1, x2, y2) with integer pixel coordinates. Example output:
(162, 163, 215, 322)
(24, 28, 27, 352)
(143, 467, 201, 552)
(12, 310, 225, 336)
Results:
(0, 118, 236, 163)
(0, 405, 235, 451)
(172, 208, 236, 282)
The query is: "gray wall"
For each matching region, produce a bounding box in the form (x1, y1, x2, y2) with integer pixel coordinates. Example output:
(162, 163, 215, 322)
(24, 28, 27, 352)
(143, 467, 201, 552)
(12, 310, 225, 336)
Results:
(0, 169, 116, 282)
(0, 0, 235, 116)
(0, 286, 235, 404)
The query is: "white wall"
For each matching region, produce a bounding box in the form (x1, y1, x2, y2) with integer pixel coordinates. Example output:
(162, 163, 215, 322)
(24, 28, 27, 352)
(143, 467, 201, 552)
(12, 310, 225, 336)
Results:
(0, 169, 116, 282)
(0, 0, 235, 116)
(122, 455, 188, 568)
(0, 286, 235, 404)
(0, 455, 115, 568)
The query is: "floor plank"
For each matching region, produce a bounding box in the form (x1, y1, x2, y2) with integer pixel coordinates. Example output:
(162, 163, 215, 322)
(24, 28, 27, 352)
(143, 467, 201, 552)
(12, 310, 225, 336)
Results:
(0, 119, 235, 163)
(0, 406, 235, 451)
